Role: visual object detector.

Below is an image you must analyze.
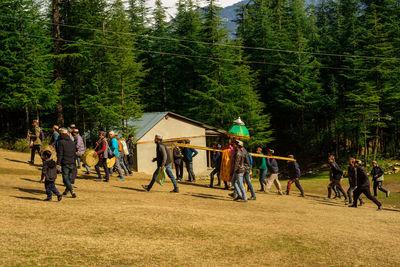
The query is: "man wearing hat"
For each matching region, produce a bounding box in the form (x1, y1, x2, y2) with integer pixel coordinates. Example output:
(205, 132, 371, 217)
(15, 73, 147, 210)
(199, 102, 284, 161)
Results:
(28, 120, 42, 165)
(142, 135, 179, 193)
(56, 128, 77, 198)
(230, 140, 247, 201)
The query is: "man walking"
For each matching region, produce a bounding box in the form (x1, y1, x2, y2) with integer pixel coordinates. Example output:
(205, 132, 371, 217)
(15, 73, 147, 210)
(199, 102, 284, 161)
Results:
(183, 139, 198, 182)
(371, 161, 390, 198)
(209, 143, 222, 187)
(265, 149, 283, 195)
(28, 120, 42, 165)
(142, 135, 179, 193)
(49, 125, 59, 149)
(349, 160, 382, 210)
(242, 143, 256, 200)
(126, 134, 135, 172)
(56, 128, 77, 198)
(94, 131, 110, 182)
(255, 146, 267, 191)
(326, 155, 347, 202)
(230, 140, 247, 202)
(347, 158, 363, 206)
(109, 131, 124, 181)
(173, 141, 184, 181)
(286, 155, 305, 197)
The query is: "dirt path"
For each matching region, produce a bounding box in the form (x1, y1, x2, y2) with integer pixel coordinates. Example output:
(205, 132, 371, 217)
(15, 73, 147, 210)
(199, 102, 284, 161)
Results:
(0, 149, 399, 266)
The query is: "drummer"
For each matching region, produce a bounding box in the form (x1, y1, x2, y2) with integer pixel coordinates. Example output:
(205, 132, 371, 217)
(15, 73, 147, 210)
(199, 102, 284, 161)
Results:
(93, 131, 110, 182)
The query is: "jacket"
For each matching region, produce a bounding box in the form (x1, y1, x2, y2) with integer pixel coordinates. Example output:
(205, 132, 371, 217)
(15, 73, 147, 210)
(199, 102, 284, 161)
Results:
(96, 138, 108, 159)
(30, 126, 42, 145)
(156, 142, 171, 167)
(50, 131, 59, 147)
(183, 147, 198, 162)
(212, 151, 222, 170)
(110, 138, 120, 157)
(56, 134, 76, 166)
(355, 166, 370, 188)
(232, 149, 245, 174)
(173, 146, 183, 165)
(255, 153, 267, 170)
(41, 159, 57, 182)
(371, 166, 384, 181)
(329, 162, 343, 181)
(348, 165, 357, 186)
(75, 134, 85, 154)
(127, 139, 134, 155)
(121, 140, 129, 156)
(266, 158, 279, 174)
(242, 148, 252, 173)
(288, 161, 301, 179)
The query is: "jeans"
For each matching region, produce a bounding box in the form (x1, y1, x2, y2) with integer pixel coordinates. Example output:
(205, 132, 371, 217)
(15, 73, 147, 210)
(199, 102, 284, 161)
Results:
(147, 164, 178, 190)
(113, 156, 124, 179)
(258, 169, 267, 190)
(175, 162, 183, 179)
(209, 168, 220, 186)
(45, 181, 60, 199)
(347, 185, 362, 204)
(287, 178, 304, 195)
(353, 186, 381, 207)
(30, 144, 41, 163)
(62, 164, 74, 193)
(328, 180, 347, 199)
(232, 173, 247, 201)
(119, 157, 129, 176)
(185, 160, 195, 181)
(373, 181, 388, 196)
(95, 158, 109, 181)
(77, 157, 81, 168)
(244, 171, 256, 198)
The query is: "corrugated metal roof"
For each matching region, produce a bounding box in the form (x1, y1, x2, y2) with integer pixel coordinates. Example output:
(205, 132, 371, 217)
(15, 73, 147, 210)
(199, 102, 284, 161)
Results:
(127, 112, 226, 143)
(127, 112, 168, 142)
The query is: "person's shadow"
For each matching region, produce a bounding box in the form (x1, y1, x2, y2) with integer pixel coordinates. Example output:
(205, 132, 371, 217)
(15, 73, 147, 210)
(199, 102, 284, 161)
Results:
(12, 196, 42, 201)
(114, 186, 147, 192)
(14, 187, 44, 195)
(5, 158, 41, 166)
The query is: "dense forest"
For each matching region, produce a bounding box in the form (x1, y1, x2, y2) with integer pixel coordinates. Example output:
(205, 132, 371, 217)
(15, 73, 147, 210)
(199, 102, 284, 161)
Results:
(0, 0, 399, 165)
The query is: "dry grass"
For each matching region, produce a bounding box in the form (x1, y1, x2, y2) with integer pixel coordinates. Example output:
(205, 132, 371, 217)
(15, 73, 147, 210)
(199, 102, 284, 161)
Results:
(0, 148, 399, 266)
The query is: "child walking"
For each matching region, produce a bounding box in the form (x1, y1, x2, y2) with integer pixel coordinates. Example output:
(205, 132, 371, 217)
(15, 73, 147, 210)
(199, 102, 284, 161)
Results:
(40, 150, 62, 201)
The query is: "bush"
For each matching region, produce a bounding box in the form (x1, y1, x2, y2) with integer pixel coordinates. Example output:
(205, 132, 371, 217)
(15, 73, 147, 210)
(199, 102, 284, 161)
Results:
(13, 138, 31, 153)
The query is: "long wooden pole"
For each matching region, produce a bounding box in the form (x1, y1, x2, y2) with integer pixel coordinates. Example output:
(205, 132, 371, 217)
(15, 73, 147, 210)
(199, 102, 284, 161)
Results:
(173, 143, 296, 162)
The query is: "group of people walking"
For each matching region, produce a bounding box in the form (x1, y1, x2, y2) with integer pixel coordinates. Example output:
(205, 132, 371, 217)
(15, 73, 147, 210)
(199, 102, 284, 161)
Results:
(28, 120, 390, 210)
(28, 120, 135, 201)
(327, 155, 390, 210)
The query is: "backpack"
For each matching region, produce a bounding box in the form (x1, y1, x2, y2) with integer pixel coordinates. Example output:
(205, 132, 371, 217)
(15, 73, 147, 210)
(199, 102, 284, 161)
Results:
(118, 140, 122, 152)
(39, 129, 45, 142)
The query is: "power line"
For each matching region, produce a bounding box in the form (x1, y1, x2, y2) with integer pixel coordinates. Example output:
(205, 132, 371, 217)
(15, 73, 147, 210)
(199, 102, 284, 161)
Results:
(2, 14, 400, 62)
(2, 29, 400, 73)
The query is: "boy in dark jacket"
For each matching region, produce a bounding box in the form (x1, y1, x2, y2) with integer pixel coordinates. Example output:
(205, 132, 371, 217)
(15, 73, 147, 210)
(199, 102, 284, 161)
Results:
(286, 155, 305, 197)
(371, 161, 390, 197)
(349, 160, 382, 210)
(57, 128, 77, 198)
(326, 155, 347, 202)
(40, 150, 62, 201)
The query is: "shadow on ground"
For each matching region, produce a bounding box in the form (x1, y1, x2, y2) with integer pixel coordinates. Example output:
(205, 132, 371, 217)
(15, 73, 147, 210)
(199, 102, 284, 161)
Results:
(185, 192, 231, 201)
(114, 186, 147, 193)
(14, 187, 44, 195)
(11, 196, 42, 201)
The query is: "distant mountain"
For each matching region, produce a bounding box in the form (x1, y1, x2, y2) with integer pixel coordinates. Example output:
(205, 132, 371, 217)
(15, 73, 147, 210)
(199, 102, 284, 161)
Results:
(219, 0, 250, 37)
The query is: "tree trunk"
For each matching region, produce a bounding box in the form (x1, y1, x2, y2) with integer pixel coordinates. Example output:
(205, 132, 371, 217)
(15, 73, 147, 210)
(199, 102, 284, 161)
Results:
(25, 106, 29, 132)
(52, 0, 64, 126)
(121, 74, 125, 134)
(363, 113, 367, 165)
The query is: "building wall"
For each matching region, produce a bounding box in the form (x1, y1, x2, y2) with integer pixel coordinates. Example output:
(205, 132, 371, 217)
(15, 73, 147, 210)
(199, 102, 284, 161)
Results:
(136, 116, 208, 176)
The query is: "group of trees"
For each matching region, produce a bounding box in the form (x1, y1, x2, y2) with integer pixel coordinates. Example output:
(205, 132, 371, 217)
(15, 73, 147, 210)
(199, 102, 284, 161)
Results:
(0, 0, 399, 164)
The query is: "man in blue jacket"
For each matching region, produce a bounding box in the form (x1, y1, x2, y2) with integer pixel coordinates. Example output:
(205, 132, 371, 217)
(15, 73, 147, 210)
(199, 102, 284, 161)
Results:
(183, 139, 198, 182)
(109, 131, 124, 181)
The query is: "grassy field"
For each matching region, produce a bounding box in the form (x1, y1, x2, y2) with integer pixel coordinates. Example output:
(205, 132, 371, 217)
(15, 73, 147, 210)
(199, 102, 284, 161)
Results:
(0, 148, 399, 266)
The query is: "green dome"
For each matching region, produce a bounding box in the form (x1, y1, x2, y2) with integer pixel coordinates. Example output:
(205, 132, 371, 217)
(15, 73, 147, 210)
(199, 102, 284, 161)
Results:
(228, 124, 250, 139)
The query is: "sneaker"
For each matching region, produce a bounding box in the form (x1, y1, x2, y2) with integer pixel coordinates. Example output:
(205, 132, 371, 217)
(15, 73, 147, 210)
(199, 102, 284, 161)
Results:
(359, 201, 364, 206)
(348, 202, 353, 206)
(208, 185, 213, 188)
(171, 188, 179, 193)
(285, 191, 290, 195)
(119, 178, 125, 181)
(278, 191, 283, 195)
(85, 171, 90, 175)
(377, 205, 383, 211)
(300, 194, 305, 197)
(62, 191, 68, 196)
(43, 198, 51, 201)
(249, 196, 256, 200)
(386, 191, 390, 198)
(229, 193, 237, 198)
(216, 184, 221, 187)
(57, 195, 62, 201)
(95, 178, 102, 182)
(233, 196, 242, 201)
(192, 179, 196, 183)
(239, 199, 248, 202)
(324, 197, 330, 200)
(71, 192, 76, 198)
(142, 185, 150, 191)
(348, 204, 357, 208)
(129, 173, 133, 176)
